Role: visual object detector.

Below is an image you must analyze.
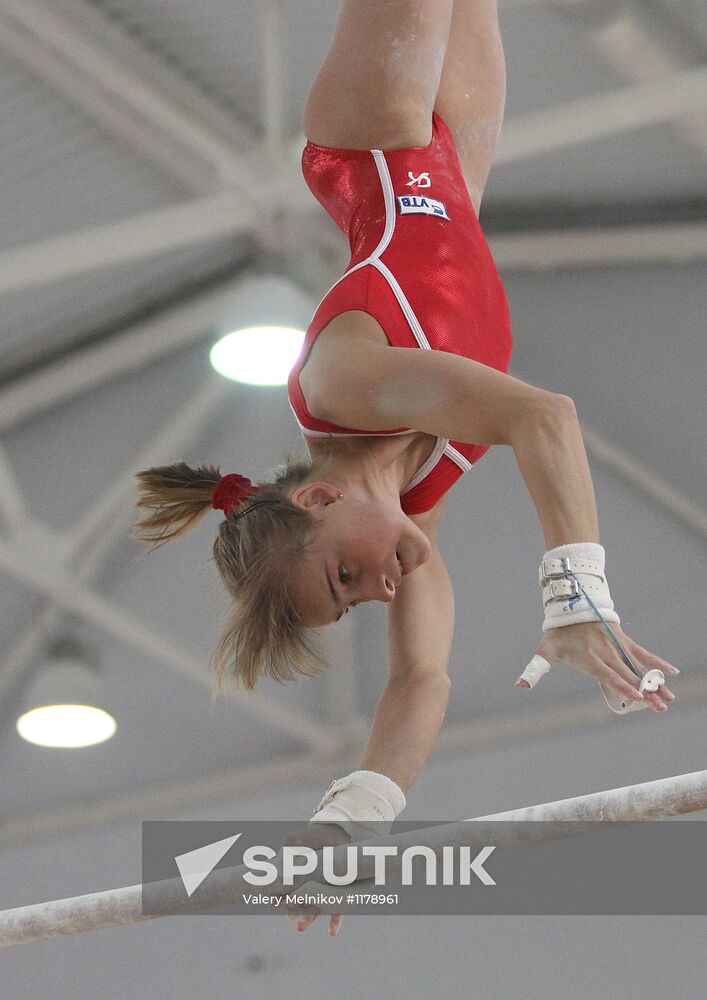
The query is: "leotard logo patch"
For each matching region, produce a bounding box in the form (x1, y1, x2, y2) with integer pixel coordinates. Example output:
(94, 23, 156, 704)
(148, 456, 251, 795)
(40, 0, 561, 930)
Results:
(396, 194, 450, 220)
(406, 171, 431, 188)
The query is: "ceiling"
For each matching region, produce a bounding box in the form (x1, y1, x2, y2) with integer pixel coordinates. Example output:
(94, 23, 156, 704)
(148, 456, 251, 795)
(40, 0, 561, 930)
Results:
(0, 0, 705, 987)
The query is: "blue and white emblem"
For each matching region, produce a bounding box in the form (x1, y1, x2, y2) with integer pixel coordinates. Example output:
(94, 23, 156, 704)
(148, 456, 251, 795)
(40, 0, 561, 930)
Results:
(396, 194, 450, 220)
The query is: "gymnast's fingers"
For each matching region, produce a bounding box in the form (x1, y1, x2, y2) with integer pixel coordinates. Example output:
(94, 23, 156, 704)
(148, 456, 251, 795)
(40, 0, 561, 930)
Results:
(515, 653, 554, 689)
(622, 647, 677, 702)
(290, 911, 343, 935)
(601, 653, 672, 711)
(287, 905, 319, 929)
(621, 636, 681, 678)
(656, 683, 675, 703)
(593, 660, 645, 705)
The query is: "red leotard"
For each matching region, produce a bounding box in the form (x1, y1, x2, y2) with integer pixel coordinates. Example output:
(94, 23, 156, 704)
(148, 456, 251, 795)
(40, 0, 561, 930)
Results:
(287, 112, 513, 515)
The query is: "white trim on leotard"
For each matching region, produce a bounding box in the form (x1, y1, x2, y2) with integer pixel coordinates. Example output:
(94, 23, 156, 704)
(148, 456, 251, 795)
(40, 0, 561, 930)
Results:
(292, 142, 474, 490)
(443, 443, 473, 473)
(291, 425, 414, 440)
(402, 435, 449, 492)
(369, 150, 433, 352)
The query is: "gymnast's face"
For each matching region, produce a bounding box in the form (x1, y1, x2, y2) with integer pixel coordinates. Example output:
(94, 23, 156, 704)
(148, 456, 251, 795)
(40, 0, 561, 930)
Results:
(288, 483, 432, 627)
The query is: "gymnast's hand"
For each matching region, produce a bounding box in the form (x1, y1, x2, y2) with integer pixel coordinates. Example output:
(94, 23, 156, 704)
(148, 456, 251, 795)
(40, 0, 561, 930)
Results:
(278, 822, 350, 937)
(516, 621, 679, 712)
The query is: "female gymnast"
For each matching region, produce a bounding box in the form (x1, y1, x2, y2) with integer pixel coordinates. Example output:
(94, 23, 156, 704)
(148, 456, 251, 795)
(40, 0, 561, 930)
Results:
(134, 0, 679, 935)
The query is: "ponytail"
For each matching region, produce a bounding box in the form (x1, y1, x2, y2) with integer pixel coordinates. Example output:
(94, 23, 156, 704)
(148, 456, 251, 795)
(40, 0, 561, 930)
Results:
(132, 454, 329, 690)
(133, 461, 222, 552)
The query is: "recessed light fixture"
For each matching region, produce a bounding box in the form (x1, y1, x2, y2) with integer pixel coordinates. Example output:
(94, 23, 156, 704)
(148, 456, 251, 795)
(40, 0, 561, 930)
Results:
(207, 274, 311, 386)
(16, 635, 116, 749)
(209, 325, 305, 386)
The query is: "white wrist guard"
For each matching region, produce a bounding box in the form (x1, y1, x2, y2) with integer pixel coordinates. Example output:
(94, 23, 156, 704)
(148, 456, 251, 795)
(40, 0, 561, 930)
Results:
(539, 542, 620, 632)
(309, 769, 406, 838)
(529, 543, 668, 717)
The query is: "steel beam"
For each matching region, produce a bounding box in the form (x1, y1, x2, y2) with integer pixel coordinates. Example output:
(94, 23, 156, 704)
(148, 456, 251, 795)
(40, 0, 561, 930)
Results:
(491, 220, 707, 270)
(0, 195, 253, 295)
(0, 441, 28, 537)
(260, 0, 285, 160)
(1, 201, 704, 298)
(495, 66, 707, 163)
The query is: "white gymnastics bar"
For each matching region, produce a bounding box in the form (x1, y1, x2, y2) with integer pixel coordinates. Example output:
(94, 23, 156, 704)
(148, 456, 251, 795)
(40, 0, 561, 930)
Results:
(0, 769, 705, 948)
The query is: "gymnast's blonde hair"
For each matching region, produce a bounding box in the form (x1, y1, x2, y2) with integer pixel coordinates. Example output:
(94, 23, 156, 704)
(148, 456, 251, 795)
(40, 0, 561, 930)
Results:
(132, 456, 329, 694)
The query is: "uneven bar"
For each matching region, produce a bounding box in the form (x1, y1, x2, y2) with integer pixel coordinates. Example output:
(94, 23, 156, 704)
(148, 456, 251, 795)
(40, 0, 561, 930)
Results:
(1, 769, 705, 948)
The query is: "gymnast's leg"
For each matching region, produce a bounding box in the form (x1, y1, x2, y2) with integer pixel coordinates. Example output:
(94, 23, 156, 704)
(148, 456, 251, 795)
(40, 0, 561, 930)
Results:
(433, 0, 507, 214)
(302, 0, 454, 150)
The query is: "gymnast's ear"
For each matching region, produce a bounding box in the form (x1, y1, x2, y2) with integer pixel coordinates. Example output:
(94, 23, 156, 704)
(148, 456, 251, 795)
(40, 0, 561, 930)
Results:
(290, 482, 343, 512)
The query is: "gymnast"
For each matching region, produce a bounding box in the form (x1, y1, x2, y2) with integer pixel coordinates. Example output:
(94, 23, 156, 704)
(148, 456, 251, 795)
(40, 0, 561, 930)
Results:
(134, 0, 679, 935)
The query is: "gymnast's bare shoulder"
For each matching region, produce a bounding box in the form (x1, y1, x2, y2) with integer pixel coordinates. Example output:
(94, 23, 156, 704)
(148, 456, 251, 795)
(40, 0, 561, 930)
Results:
(298, 309, 390, 406)
(300, 309, 555, 448)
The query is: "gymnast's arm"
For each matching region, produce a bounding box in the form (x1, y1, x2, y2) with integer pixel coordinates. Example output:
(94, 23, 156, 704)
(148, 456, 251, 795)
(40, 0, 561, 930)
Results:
(308, 332, 678, 710)
(358, 503, 453, 792)
(306, 333, 596, 549)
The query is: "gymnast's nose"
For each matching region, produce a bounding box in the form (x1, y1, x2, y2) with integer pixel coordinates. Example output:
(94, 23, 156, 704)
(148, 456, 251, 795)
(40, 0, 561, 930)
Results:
(357, 572, 396, 604)
(376, 574, 397, 603)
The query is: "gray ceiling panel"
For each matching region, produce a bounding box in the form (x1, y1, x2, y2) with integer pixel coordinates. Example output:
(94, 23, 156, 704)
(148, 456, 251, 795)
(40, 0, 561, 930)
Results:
(0, 49, 186, 252)
(99, 0, 267, 124)
(0, 236, 247, 379)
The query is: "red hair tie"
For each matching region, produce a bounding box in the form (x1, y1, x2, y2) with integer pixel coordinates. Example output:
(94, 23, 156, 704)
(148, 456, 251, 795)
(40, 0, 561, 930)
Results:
(211, 473, 257, 517)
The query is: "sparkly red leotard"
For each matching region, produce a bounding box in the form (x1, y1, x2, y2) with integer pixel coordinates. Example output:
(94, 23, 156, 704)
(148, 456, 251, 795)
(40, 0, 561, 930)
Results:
(287, 112, 513, 515)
